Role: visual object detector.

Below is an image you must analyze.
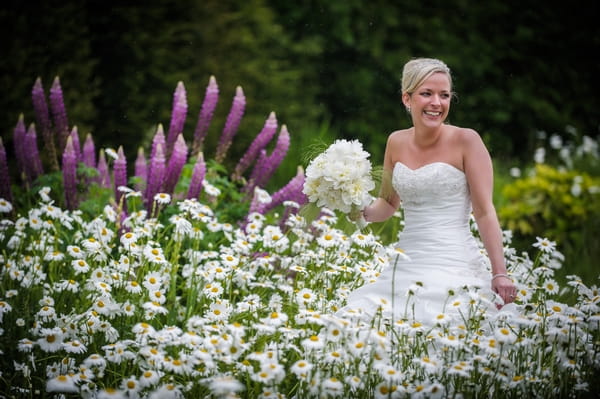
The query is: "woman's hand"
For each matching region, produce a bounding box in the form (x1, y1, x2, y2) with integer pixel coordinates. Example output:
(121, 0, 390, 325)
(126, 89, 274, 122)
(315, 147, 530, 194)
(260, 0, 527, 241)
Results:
(347, 207, 364, 222)
(492, 274, 517, 307)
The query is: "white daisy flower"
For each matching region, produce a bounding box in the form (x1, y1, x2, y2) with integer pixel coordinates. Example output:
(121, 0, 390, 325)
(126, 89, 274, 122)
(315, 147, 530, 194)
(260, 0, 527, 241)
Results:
(0, 198, 13, 213)
(46, 374, 78, 393)
(153, 193, 171, 205)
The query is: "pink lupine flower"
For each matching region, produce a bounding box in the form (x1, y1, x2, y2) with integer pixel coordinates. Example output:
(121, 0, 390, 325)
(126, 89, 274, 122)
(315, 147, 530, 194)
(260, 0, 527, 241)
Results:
(233, 111, 278, 180)
(215, 86, 245, 163)
(49, 76, 69, 153)
(163, 134, 188, 195)
(134, 147, 147, 191)
(166, 81, 188, 157)
(187, 152, 206, 200)
(114, 146, 127, 206)
(62, 136, 77, 210)
(192, 75, 219, 155)
(82, 133, 96, 169)
(0, 137, 13, 204)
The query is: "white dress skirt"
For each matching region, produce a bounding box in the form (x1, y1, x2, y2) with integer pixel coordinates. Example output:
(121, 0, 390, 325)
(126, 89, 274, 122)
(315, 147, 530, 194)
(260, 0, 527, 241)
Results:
(338, 162, 500, 325)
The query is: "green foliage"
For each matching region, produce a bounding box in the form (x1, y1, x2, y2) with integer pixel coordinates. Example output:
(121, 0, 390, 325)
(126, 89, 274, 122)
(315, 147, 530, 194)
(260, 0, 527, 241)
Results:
(2, 0, 599, 180)
(499, 164, 600, 244)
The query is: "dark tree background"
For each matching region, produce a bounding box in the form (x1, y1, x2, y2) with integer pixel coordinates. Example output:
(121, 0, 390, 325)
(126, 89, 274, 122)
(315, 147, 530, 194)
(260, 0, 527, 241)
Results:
(1, 0, 599, 186)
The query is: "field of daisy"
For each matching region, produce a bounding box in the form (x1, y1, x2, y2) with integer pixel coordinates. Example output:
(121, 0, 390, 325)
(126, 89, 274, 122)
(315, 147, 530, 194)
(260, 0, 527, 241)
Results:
(0, 76, 599, 398)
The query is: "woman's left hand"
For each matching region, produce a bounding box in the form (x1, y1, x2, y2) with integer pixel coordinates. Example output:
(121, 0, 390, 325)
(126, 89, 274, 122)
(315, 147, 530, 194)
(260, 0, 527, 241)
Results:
(492, 275, 517, 306)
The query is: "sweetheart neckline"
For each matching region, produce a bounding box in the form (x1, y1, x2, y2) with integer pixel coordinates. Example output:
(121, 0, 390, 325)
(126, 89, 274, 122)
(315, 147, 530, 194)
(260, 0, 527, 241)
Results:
(394, 161, 464, 175)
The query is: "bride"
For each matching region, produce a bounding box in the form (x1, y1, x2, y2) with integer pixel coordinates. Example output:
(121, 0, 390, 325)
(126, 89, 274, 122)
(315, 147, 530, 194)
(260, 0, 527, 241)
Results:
(339, 58, 517, 324)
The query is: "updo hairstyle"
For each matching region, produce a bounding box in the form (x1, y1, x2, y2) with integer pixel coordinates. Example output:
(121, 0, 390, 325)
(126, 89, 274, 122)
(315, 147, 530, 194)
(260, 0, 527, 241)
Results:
(401, 58, 453, 96)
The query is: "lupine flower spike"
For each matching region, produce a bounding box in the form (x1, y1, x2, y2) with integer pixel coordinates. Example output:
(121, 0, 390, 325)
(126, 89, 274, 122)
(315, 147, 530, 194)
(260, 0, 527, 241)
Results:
(0, 137, 13, 204)
(82, 133, 96, 169)
(69, 126, 82, 164)
(96, 149, 111, 188)
(147, 124, 166, 190)
(26, 123, 44, 180)
(32, 77, 59, 171)
(113, 146, 128, 207)
(187, 152, 206, 200)
(192, 75, 219, 155)
(62, 136, 77, 210)
(12, 114, 28, 181)
(215, 86, 245, 163)
(163, 134, 188, 195)
(134, 147, 147, 192)
(166, 81, 188, 157)
(232, 111, 277, 181)
(259, 166, 306, 215)
(145, 143, 166, 210)
(49, 76, 69, 153)
(258, 124, 290, 188)
(245, 124, 290, 194)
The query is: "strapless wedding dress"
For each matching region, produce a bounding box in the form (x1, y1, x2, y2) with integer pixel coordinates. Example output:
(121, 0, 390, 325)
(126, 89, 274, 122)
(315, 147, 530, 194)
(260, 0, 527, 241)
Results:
(339, 162, 498, 324)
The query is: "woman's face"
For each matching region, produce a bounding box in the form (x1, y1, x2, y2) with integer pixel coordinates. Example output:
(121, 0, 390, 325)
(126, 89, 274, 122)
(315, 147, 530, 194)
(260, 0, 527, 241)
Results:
(403, 72, 451, 127)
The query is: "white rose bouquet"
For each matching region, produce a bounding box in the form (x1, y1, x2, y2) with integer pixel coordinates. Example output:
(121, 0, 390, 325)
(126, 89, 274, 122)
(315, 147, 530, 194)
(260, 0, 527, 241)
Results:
(302, 139, 375, 227)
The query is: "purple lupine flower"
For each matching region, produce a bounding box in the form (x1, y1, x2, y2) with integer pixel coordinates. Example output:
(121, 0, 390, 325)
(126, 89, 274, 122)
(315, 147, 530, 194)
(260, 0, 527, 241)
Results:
(50, 76, 69, 154)
(69, 126, 82, 164)
(134, 147, 147, 192)
(82, 133, 96, 168)
(62, 136, 78, 210)
(113, 146, 128, 206)
(147, 124, 165, 189)
(26, 123, 44, 180)
(0, 137, 13, 204)
(260, 166, 307, 215)
(12, 114, 28, 181)
(192, 75, 219, 155)
(187, 152, 206, 200)
(150, 124, 166, 161)
(32, 77, 59, 171)
(32, 78, 52, 135)
(244, 149, 268, 196)
(166, 81, 188, 157)
(163, 134, 188, 195)
(254, 125, 290, 191)
(145, 143, 166, 210)
(215, 86, 245, 163)
(232, 111, 278, 180)
(96, 149, 111, 188)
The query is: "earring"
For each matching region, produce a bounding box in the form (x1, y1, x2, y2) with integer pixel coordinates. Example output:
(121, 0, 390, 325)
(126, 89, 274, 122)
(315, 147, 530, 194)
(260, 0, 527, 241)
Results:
(406, 107, 411, 112)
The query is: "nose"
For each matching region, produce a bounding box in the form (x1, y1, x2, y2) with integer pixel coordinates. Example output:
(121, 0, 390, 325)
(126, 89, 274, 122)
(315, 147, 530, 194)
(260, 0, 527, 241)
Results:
(430, 94, 441, 106)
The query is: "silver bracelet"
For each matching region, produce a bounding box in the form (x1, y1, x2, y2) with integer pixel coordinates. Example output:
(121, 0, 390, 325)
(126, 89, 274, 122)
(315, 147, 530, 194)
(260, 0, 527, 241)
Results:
(491, 273, 511, 281)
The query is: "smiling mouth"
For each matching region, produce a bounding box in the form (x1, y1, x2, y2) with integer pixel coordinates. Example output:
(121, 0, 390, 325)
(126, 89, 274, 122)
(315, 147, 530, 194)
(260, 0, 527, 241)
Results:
(424, 111, 442, 117)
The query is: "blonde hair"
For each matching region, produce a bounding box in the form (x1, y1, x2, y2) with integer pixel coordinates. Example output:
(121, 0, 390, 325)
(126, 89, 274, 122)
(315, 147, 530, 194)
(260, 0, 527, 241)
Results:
(401, 58, 452, 95)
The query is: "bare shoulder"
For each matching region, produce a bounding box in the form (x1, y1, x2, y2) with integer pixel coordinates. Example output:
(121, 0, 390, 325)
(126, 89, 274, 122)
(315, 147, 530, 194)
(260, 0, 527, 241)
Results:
(448, 126, 485, 149)
(387, 128, 412, 145)
(448, 126, 480, 141)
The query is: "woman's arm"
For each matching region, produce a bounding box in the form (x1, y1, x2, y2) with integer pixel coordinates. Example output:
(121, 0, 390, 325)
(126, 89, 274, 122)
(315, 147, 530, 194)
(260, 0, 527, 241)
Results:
(462, 129, 516, 304)
(362, 134, 401, 223)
